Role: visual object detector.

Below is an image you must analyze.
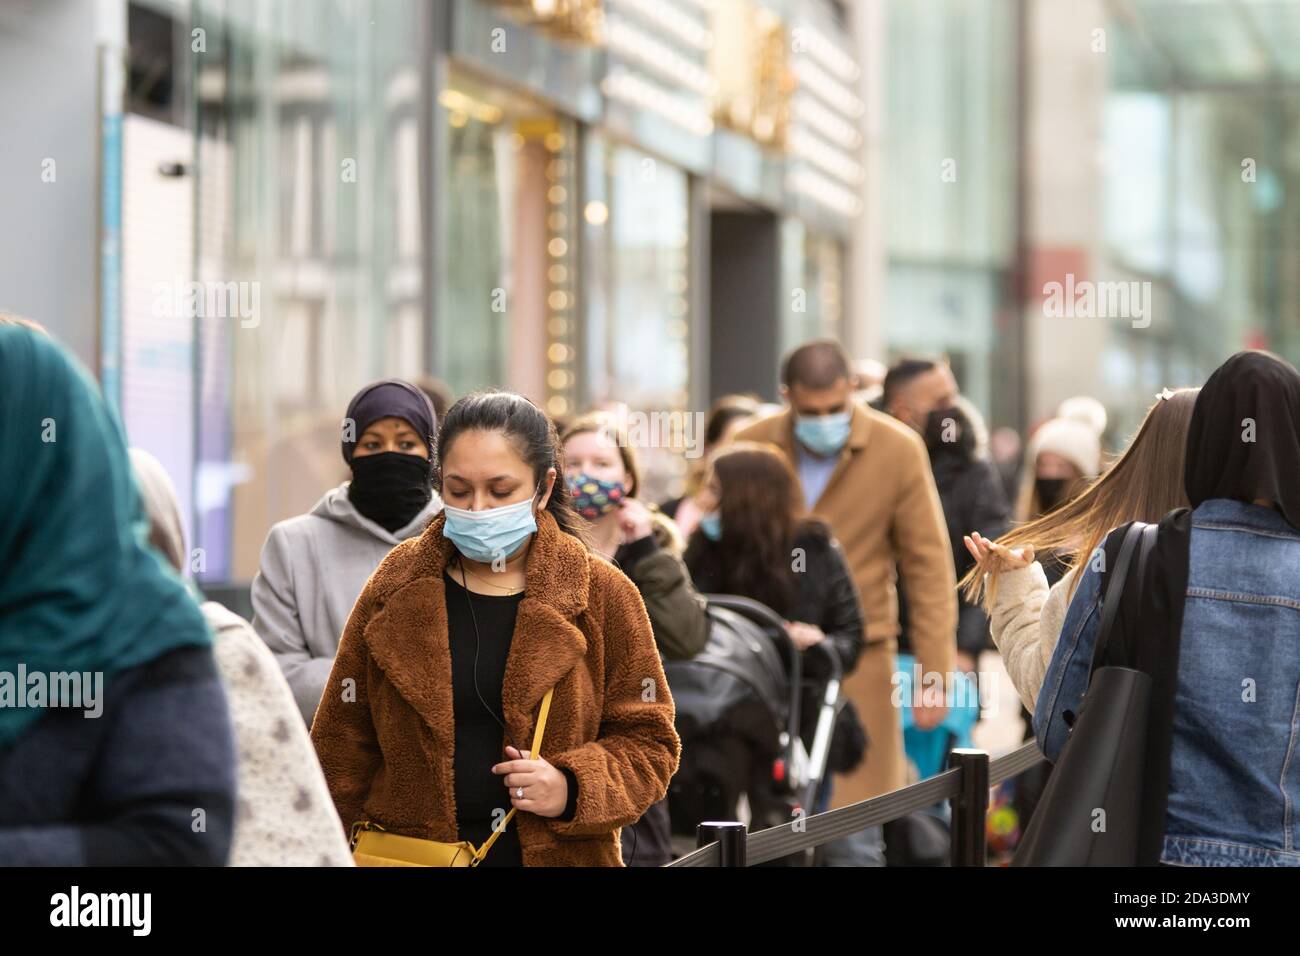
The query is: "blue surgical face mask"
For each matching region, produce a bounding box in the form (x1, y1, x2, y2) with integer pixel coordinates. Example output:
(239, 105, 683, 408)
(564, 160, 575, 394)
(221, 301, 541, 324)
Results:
(699, 510, 722, 542)
(442, 491, 539, 563)
(794, 410, 851, 457)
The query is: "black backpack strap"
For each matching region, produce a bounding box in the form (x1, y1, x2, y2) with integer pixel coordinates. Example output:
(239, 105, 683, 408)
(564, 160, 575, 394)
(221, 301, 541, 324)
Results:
(1088, 522, 1147, 677)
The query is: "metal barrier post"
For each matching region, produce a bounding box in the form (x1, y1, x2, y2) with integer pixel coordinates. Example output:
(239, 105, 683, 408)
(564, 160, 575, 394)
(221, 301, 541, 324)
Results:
(948, 749, 989, 867)
(697, 821, 747, 867)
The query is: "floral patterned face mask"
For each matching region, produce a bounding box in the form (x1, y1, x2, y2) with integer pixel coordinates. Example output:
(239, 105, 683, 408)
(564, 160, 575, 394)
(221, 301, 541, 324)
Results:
(566, 473, 626, 520)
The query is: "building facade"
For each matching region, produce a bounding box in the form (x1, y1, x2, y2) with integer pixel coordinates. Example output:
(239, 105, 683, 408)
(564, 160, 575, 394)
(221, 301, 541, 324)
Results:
(2, 0, 868, 591)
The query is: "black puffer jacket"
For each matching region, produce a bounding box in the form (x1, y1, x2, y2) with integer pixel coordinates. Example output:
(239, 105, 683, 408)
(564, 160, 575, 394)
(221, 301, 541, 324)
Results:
(683, 520, 868, 773)
(683, 520, 866, 678)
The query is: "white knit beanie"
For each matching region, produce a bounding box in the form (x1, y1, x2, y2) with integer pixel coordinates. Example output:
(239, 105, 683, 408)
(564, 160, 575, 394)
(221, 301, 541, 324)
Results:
(1028, 417, 1102, 478)
(1057, 396, 1108, 439)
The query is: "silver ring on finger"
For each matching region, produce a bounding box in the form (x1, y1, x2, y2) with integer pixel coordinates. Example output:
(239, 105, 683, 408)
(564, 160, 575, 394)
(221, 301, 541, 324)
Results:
(516, 786, 524, 799)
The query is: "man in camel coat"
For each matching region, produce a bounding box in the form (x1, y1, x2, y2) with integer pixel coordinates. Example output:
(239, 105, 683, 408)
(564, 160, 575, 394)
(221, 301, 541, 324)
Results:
(735, 341, 957, 861)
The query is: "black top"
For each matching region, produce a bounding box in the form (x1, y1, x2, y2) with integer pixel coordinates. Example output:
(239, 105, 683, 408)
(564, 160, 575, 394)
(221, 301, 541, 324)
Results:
(444, 569, 526, 867)
(612, 531, 658, 572)
(442, 568, 579, 867)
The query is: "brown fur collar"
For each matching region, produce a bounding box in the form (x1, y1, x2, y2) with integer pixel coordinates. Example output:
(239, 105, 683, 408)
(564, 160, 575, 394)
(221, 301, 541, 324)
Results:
(359, 509, 591, 755)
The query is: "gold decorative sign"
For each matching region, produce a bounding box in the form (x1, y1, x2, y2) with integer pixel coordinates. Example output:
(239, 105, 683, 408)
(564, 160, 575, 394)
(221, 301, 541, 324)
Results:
(710, 0, 792, 149)
(494, 0, 605, 45)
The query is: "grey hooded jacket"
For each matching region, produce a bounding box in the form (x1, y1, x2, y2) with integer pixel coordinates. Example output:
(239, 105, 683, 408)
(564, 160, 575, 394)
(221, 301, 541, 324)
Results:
(251, 483, 442, 724)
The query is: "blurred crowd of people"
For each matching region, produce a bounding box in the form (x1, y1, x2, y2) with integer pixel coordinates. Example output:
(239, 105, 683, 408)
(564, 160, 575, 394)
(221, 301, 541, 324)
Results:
(3, 310, 1299, 868)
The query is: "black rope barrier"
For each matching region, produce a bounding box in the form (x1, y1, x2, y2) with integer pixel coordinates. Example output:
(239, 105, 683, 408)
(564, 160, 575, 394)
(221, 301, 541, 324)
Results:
(990, 738, 1046, 785)
(664, 739, 1045, 867)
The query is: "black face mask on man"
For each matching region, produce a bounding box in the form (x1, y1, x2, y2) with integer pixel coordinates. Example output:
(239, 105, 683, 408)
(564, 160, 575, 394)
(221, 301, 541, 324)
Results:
(924, 406, 967, 455)
(348, 451, 433, 532)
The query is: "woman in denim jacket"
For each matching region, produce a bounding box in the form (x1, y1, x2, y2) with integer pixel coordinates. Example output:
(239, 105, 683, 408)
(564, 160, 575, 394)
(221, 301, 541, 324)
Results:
(1036, 351, 1300, 866)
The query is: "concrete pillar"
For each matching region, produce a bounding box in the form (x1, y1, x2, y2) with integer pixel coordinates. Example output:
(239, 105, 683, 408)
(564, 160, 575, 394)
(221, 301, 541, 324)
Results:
(0, 0, 102, 367)
(1021, 0, 1109, 424)
(847, 0, 887, 363)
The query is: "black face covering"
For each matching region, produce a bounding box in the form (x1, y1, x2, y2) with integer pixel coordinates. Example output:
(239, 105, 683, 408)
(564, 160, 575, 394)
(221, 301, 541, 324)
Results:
(348, 451, 433, 533)
(1035, 477, 1069, 514)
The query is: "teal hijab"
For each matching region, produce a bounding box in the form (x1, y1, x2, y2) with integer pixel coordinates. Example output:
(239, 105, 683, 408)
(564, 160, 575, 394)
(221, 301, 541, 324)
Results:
(0, 325, 212, 747)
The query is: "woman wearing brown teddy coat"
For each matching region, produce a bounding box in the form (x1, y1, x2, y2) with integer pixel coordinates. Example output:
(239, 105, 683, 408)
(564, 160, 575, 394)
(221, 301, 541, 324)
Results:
(311, 390, 680, 867)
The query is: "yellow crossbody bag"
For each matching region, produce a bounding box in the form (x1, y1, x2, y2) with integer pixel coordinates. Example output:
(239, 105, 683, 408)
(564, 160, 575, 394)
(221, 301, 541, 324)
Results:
(350, 688, 554, 868)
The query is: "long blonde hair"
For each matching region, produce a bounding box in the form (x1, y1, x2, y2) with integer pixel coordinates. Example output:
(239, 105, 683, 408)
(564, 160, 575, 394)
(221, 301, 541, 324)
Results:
(961, 388, 1199, 607)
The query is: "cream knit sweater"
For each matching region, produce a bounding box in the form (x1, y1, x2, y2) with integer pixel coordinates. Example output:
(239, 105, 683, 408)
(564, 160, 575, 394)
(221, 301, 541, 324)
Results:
(987, 562, 1081, 714)
(205, 602, 354, 866)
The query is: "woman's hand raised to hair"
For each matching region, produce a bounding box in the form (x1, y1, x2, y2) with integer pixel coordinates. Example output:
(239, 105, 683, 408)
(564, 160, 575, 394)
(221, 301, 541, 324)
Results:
(963, 531, 1034, 571)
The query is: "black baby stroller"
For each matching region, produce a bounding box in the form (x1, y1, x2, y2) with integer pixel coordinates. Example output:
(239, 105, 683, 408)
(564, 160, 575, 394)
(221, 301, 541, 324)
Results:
(663, 594, 850, 864)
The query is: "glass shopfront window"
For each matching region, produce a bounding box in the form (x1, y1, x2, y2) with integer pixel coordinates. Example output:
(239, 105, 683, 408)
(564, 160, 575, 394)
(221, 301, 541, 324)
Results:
(583, 135, 693, 502)
(191, 0, 425, 584)
(584, 138, 692, 410)
(1098, 12, 1300, 436)
(882, 0, 1018, 424)
(779, 218, 845, 356)
(436, 70, 580, 418)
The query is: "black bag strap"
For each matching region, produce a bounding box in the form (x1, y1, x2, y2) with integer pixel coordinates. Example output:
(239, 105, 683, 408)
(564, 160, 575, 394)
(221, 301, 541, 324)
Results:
(1138, 522, 1158, 573)
(1088, 522, 1152, 677)
(1119, 523, 1159, 664)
